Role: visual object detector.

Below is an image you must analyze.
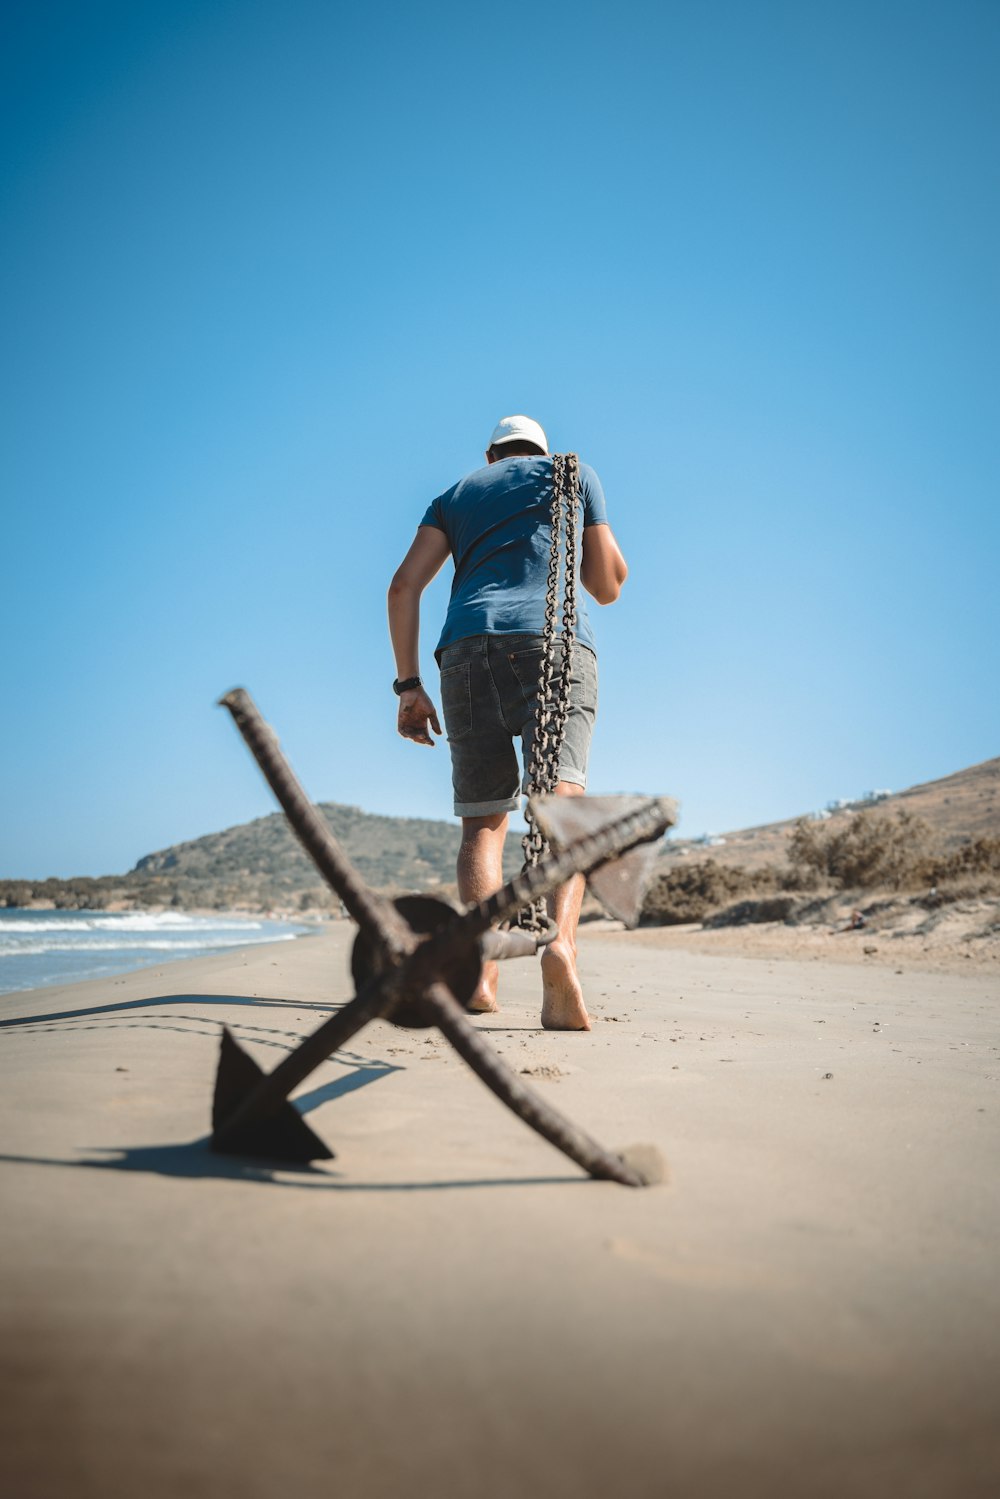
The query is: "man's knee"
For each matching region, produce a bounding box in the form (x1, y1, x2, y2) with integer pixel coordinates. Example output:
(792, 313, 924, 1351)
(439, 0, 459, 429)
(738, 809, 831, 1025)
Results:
(555, 781, 585, 798)
(461, 811, 509, 843)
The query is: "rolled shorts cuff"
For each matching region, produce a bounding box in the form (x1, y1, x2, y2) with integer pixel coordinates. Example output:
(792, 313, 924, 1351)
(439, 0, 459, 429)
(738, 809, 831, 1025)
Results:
(532, 769, 586, 791)
(454, 794, 522, 818)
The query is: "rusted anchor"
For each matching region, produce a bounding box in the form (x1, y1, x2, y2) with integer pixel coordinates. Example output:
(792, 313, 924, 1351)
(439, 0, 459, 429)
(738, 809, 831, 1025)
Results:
(211, 689, 677, 1186)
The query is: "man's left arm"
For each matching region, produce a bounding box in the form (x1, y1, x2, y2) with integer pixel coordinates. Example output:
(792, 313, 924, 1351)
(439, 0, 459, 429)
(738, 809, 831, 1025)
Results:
(580, 525, 628, 604)
(387, 526, 451, 746)
(578, 463, 628, 605)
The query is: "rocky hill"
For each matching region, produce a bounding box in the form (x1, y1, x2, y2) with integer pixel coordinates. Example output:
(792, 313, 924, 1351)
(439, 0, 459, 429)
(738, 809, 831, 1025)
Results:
(640, 755, 1000, 932)
(662, 756, 1000, 871)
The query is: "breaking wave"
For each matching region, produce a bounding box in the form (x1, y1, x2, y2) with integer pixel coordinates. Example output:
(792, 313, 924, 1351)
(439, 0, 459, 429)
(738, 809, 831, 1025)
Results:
(5, 935, 298, 956)
(0, 913, 266, 934)
(0, 909, 312, 995)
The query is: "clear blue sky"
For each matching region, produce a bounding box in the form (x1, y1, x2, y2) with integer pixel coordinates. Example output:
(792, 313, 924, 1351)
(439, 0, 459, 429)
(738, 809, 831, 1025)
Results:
(2, 0, 997, 880)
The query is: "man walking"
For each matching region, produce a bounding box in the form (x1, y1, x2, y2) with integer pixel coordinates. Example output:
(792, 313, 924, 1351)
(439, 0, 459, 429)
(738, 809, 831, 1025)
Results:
(387, 415, 627, 1030)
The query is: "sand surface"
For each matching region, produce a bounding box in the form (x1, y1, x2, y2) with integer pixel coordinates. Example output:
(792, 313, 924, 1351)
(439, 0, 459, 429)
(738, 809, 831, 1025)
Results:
(1, 924, 998, 1499)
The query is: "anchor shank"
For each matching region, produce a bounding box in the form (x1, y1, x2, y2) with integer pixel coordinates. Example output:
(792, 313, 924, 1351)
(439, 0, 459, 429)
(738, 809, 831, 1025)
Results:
(219, 688, 413, 956)
(423, 982, 646, 1187)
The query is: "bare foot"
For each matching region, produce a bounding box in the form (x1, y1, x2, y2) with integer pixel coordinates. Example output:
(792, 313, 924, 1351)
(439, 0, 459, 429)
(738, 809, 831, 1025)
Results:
(540, 942, 591, 1030)
(467, 959, 500, 1014)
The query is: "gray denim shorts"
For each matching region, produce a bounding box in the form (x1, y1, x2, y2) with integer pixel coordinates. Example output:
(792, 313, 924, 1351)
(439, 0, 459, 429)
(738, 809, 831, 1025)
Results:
(437, 633, 598, 817)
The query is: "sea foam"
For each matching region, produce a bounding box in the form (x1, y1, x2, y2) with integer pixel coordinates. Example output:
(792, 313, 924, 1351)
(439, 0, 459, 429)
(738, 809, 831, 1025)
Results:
(0, 909, 311, 995)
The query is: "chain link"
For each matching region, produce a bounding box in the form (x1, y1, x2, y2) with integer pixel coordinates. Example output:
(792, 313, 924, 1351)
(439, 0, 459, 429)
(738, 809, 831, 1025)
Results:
(517, 453, 581, 932)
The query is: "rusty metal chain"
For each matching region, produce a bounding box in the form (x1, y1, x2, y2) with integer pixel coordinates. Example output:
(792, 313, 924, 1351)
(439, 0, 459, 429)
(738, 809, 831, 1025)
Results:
(518, 452, 581, 932)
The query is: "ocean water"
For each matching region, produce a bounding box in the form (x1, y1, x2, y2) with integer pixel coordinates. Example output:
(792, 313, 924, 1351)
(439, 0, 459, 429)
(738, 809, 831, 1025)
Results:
(0, 909, 314, 996)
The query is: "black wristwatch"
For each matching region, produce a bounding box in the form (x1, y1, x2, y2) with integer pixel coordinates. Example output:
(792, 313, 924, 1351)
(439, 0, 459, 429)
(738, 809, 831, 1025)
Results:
(393, 675, 423, 696)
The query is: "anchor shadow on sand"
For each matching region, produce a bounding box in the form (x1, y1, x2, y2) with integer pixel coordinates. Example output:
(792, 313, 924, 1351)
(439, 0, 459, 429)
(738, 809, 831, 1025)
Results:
(0, 1143, 584, 1193)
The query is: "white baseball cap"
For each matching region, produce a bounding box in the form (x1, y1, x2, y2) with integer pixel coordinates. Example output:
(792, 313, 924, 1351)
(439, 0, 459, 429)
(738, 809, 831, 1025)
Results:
(488, 414, 548, 453)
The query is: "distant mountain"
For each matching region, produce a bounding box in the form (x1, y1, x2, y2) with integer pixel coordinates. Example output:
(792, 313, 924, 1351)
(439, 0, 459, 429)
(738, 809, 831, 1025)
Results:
(0, 803, 520, 914)
(662, 756, 1000, 871)
(132, 803, 466, 895)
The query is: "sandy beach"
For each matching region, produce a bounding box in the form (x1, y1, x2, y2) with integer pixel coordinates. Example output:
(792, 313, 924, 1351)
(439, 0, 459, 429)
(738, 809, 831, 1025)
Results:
(1, 921, 998, 1499)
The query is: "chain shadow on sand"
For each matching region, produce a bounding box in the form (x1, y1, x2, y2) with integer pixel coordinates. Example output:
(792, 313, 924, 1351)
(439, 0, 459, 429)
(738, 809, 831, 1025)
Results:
(0, 1144, 586, 1192)
(0, 993, 346, 1031)
(0, 996, 557, 1040)
(0, 1003, 408, 1100)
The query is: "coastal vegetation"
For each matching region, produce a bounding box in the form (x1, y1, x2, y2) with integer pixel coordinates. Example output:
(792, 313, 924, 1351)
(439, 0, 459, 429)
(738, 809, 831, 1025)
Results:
(640, 809, 1000, 926)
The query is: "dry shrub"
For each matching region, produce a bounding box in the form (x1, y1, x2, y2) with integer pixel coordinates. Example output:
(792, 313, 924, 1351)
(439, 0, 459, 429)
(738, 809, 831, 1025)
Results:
(917, 837, 1000, 886)
(787, 810, 933, 889)
(788, 810, 1000, 894)
(640, 861, 779, 926)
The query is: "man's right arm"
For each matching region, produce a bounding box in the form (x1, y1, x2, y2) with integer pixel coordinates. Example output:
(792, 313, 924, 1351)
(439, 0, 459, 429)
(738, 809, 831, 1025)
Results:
(580, 524, 628, 604)
(387, 526, 451, 746)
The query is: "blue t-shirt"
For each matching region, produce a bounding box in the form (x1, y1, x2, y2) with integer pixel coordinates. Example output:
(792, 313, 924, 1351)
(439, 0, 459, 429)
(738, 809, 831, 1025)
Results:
(420, 455, 609, 656)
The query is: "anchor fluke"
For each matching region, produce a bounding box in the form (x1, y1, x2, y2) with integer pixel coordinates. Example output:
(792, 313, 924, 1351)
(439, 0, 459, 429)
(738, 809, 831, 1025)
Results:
(210, 1027, 334, 1164)
(528, 794, 677, 928)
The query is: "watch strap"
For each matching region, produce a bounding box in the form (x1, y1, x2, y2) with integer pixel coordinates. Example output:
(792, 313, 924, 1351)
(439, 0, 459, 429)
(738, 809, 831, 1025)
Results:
(393, 675, 423, 696)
